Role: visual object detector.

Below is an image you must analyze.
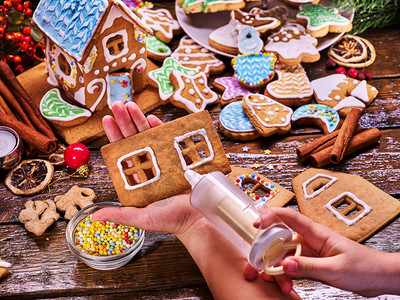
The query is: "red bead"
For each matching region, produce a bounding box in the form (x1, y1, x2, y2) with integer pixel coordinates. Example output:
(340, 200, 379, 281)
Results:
(23, 26, 31, 36)
(16, 4, 23, 11)
(13, 55, 22, 64)
(348, 68, 358, 78)
(19, 41, 29, 51)
(22, 35, 31, 43)
(257, 177, 260, 181)
(64, 143, 90, 169)
(23, 8, 32, 16)
(236, 178, 240, 182)
(365, 73, 373, 80)
(357, 73, 365, 81)
(335, 67, 346, 75)
(13, 32, 23, 43)
(255, 195, 260, 200)
(23, 1, 30, 8)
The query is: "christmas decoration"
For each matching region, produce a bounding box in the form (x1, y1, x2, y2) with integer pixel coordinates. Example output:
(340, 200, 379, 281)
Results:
(64, 143, 90, 178)
(0, 0, 44, 74)
(334, 0, 400, 34)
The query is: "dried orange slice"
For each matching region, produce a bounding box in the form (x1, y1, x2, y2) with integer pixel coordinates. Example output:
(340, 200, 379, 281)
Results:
(5, 159, 54, 196)
(328, 35, 367, 63)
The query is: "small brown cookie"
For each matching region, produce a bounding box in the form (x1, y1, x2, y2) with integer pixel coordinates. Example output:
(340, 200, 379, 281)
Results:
(213, 76, 253, 106)
(228, 167, 295, 207)
(283, 0, 320, 8)
(242, 94, 293, 137)
(169, 70, 219, 113)
(311, 74, 379, 117)
(0, 259, 11, 279)
(18, 200, 60, 236)
(264, 23, 320, 66)
(265, 63, 313, 107)
(171, 35, 225, 76)
(328, 35, 376, 68)
(179, 0, 245, 14)
(54, 185, 96, 219)
(231, 9, 281, 33)
(248, 6, 289, 29)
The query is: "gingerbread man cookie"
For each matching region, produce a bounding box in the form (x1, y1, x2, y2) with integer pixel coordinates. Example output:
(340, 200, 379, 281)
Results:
(54, 185, 96, 219)
(169, 70, 218, 113)
(171, 35, 225, 76)
(242, 94, 293, 137)
(264, 23, 320, 66)
(296, 4, 352, 38)
(311, 74, 378, 117)
(265, 63, 313, 107)
(213, 77, 253, 106)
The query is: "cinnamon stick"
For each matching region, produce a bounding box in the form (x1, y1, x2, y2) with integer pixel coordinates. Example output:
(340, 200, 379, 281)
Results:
(0, 77, 34, 128)
(296, 124, 362, 162)
(330, 109, 362, 164)
(309, 128, 381, 168)
(0, 112, 57, 154)
(0, 94, 14, 116)
(0, 60, 56, 140)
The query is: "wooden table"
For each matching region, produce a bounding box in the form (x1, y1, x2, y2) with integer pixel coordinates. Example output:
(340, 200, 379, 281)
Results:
(1, 2, 400, 299)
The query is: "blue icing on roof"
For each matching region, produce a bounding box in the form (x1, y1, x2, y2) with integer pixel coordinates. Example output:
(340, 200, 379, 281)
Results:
(292, 104, 339, 133)
(220, 101, 256, 133)
(33, 0, 108, 61)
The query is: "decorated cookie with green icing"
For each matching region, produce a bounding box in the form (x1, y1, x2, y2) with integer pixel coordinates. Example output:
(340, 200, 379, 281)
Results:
(296, 4, 351, 37)
(40, 88, 92, 127)
(148, 57, 197, 101)
(145, 36, 171, 61)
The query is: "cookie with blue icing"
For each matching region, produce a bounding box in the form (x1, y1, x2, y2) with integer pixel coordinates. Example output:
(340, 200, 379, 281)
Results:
(219, 101, 260, 141)
(232, 52, 276, 89)
(238, 26, 263, 54)
(292, 104, 340, 134)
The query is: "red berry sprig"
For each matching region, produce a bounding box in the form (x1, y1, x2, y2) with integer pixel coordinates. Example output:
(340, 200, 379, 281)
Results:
(327, 59, 373, 81)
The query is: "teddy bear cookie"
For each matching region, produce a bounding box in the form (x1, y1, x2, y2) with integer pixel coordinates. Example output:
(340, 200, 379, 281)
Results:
(213, 77, 253, 106)
(264, 23, 320, 66)
(178, 0, 245, 14)
(171, 35, 225, 76)
(231, 9, 281, 33)
(328, 34, 376, 68)
(169, 70, 218, 113)
(242, 94, 293, 137)
(54, 185, 96, 219)
(219, 101, 260, 141)
(145, 36, 171, 61)
(265, 63, 313, 107)
(135, 8, 181, 43)
(237, 26, 264, 54)
(232, 52, 277, 89)
(296, 4, 352, 38)
(311, 74, 379, 117)
(292, 104, 340, 134)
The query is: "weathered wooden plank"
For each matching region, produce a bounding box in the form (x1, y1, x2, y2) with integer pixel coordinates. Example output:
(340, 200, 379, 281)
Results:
(0, 223, 207, 298)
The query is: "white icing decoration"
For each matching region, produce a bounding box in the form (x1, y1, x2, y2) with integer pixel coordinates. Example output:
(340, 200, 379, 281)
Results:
(209, 19, 243, 49)
(94, 70, 100, 75)
(50, 45, 77, 88)
(122, 57, 127, 63)
(103, 66, 110, 72)
(335, 95, 341, 100)
(45, 38, 59, 86)
(87, 78, 106, 112)
(82, 46, 98, 74)
(185, 48, 192, 54)
(117, 147, 161, 190)
(128, 53, 137, 61)
(302, 173, 338, 200)
(140, 47, 146, 54)
(333, 96, 365, 111)
(350, 80, 370, 103)
(112, 62, 117, 67)
(244, 94, 293, 127)
(264, 118, 270, 122)
(371, 87, 376, 91)
(198, 79, 205, 85)
(173, 129, 214, 170)
(137, 8, 179, 41)
(184, 57, 189, 61)
(203, 89, 209, 94)
(74, 87, 86, 106)
(353, 80, 358, 84)
(280, 118, 285, 122)
(185, 79, 191, 84)
(196, 99, 201, 104)
(311, 74, 348, 101)
(274, 107, 279, 112)
(325, 192, 372, 226)
(130, 58, 146, 72)
(189, 89, 195, 95)
(102, 29, 129, 63)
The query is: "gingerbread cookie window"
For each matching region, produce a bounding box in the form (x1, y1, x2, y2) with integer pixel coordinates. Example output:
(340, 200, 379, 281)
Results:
(302, 173, 338, 200)
(324, 192, 372, 226)
(102, 29, 129, 63)
(236, 173, 279, 203)
(58, 53, 71, 76)
(117, 147, 161, 190)
(106, 34, 125, 56)
(174, 129, 214, 170)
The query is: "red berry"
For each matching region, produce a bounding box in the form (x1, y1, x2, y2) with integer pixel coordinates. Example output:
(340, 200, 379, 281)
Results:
(23, 26, 31, 36)
(13, 55, 22, 64)
(23, 8, 32, 16)
(5, 55, 13, 63)
(357, 73, 365, 81)
(14, 64, 24, 73)
(64, 143, 90, 169)
(335, 67, 346, 75)
(4, 1, 12, 7)
(23, 1, 30, 8)
(365, 73, 373, 80)
(348, 68, 358, 78)
(16, 4, 23, 11)
(13, 32, 23, 43)
(325, 58, 337, 69)
(19, 41, 29, 51)
(0, 27, 4, 39)
(22, 35, 31, 43)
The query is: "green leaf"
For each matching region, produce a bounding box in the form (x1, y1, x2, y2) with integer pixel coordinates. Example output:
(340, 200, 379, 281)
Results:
(6, 11, 24, 25)
(30, 27, 42, 43)
(4, 42, 21, 55)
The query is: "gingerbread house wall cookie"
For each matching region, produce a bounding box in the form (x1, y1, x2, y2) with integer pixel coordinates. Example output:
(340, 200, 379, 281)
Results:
(33, 0, 153, 113)
(101, 111, 231, 207)
(292, 168, 400, 242)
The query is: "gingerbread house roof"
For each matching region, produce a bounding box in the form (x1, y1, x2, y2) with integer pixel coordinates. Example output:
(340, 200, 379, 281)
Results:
(33, 0, 151, 62)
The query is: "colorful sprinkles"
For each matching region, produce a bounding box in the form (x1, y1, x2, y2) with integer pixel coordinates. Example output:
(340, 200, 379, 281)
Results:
(292, 104, 340, 133)
(235, 173, 279, 202)
(74, 216, 140, 256)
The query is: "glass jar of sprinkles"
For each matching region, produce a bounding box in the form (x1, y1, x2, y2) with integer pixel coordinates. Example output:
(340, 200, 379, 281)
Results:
(66, 202, 145, 270)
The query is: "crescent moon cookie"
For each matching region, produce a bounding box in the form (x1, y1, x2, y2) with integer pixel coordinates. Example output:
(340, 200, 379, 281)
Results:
(296, 4, 352, 38)
(311, 74, 378, 117)
(179, 0, 245, 14)
(242, 94, 293, 137)
(169, 70, 218, 113)
(171, 35, 225, 76)
(219, 101, 260, 141)
(231, 9, 281, 33)
(292, 104, 340, 134)
(232, 52, 277, 89)
(328, 35, 376, 68)
(265, 63, 313, 107)
(263, 23, 320, 66)
(213, 76, 253, 106)
(238, 26, 264, 54)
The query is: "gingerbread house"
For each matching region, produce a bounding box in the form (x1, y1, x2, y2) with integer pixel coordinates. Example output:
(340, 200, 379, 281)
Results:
(33, 0, 153, 112)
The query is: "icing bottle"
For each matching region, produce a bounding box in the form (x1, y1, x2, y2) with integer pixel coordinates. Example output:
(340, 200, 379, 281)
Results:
(184, 170, 301, 275)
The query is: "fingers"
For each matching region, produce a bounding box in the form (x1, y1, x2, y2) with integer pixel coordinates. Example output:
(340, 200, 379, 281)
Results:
(102, 115, 124, 142)
(244, 263, 259, 281)
(282, 256, 338, 282)
(125, 102, 151, 132)
(112, 101, 139, 137)
(147, 114, 163, 128)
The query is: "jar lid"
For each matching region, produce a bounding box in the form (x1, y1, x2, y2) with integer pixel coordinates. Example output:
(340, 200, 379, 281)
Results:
(248, 224, 292, 270)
